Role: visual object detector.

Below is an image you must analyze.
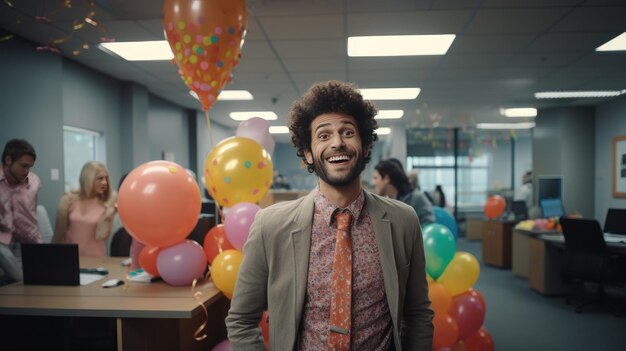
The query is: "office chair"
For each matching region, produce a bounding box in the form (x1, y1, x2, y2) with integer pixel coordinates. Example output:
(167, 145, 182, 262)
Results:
(109, 227, 132, 257)
(559, 217, 623, 314)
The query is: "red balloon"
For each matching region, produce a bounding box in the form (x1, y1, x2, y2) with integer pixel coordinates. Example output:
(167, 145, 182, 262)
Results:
(203, 224, 235, 264)
(463, 327, 495, 351)
(163, 0, 248, 111)
(259, 310, 270, 350)
(139, 246, 162, 277)
(483, 195, 506, 219)
(118, 161, 201, 247)
(463, 288, 486, 311)
(449, 292, 486, 340)
(433, 314, 459, 350)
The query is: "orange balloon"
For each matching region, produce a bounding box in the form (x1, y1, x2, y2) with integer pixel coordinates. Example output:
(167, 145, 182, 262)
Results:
(260, 310, 270, 350)
(211, 249, 243, 297)
(139, 246, 162, 277)
(163, 0, 248, 111)
(452, 341, 466, 351)
(483, 195, 506, 219)
(433, 314, 459, 350)
(118, 161, 201, 247)
(203, 224, 235, 264)
(429, 282, 453, 316)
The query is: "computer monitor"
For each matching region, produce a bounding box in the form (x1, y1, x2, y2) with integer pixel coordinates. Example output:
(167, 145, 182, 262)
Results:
(540, 198, 564, 218)
(604, 208, 626, 235)
(537, 176, 562, 202)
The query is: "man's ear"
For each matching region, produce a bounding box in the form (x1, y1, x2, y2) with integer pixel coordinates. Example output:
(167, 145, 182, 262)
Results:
(304, 149, 313, 165)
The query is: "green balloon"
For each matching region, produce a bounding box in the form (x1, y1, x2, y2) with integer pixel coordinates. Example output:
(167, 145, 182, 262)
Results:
(422, 223, 456, 279)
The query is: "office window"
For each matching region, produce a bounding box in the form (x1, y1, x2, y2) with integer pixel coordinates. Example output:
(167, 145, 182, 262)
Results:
(63, 126, 105, 191)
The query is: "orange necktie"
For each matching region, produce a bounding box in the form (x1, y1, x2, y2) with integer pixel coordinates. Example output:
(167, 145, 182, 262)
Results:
(328, 210, 353, 351)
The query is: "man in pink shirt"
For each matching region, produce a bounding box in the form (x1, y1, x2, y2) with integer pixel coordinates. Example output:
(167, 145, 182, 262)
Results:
(0, 139, 42, 285)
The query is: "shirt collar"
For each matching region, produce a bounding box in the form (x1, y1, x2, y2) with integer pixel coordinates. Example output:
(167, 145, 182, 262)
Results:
(314, 185, 366, 227)
(0, 168, 30, 187)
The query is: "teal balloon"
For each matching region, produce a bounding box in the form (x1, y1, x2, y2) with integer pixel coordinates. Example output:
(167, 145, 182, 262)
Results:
(434, 207, 458, 239)
(422, 223, 456, 279)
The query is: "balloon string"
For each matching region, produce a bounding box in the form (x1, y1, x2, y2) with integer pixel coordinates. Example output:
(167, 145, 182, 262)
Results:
(205, 109, 213, 148)
(123, 263, 131, 291)
(192, 278, 209, 341)
(215, 233, 223, 254)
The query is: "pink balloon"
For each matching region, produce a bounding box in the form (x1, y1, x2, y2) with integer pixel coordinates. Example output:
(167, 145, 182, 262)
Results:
(236, 117, 275, 153)
(224, 202, 260, 250)
(260, 132, 275, 154)
(449, 292, 486, 340)
(156, 240, 207, 286)
(212, 339, 232, 351)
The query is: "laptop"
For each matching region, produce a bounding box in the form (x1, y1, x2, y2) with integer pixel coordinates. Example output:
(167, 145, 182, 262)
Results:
(603, 208, 626, 237)
(540, 198, 565, 218)
(21, 243, 80, 286)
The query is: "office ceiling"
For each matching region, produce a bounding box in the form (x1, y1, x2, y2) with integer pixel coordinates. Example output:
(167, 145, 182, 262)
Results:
(1, 0, 625, 134)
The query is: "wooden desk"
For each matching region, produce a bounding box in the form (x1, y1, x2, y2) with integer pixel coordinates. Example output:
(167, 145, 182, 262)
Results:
(512, 228, 558, 278)
(528, 234, 626, 295)
(0, 257, 229, 351)
(482, 220, 517, 268)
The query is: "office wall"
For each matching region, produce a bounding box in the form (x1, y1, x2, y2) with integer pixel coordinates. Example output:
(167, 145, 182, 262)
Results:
(148, 96, 189, 167)
(272, 142, 317, 191)
(595, 95, 626, 221)
(1, 38, 65, 222)
(1, 37, 203, 224)
(534, 107, 595, 217)
(62, 60, 123, 187)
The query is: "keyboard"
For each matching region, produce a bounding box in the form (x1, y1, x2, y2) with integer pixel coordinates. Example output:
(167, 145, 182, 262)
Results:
(604, 233, 626, 243)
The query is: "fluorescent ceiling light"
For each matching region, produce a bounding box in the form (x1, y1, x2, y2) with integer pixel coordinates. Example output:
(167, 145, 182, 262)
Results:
(218, 90, 254, 100)
(477, 122, 536, 130)
(375, 127, 391, 135)
(502, 108, 537, 118)
(99, 41, 173, 61)
(535, 90, 624, 99)
(269, 126, 289, 134)
(360, 88, 420, 100)
(596, 32, 626, 51)
(348, 34, 456, 57)
(375, 110, 404, 119)
(229, 111, 278, 121)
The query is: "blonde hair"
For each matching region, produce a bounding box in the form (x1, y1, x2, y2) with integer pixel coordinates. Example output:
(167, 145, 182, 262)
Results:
(78, 160, 111, 201)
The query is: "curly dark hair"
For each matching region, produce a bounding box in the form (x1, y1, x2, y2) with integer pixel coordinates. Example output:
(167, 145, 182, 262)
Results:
(288, 80, 378, 173)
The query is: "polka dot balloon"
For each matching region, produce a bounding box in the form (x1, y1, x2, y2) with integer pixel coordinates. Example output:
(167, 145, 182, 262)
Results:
(164, 0, 248, 111)
(204, 137, 273, 208)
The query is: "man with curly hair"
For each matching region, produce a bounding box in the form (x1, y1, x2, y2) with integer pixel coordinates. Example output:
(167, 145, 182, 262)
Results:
(226, 81, 433, 351)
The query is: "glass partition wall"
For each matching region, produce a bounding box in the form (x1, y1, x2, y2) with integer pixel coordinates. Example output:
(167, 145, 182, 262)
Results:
(406, 127, 532, 234)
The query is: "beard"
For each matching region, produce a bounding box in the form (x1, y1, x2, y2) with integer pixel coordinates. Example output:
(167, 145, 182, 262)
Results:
(311, 149, 365, 187)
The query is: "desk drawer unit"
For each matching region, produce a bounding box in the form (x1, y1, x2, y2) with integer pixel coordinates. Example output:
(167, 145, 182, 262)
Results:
(482, 221, 514, 268)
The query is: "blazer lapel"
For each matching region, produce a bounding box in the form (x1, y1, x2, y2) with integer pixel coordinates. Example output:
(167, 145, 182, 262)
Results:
(291, 191, 315, 336)
(365, 192, 400, 329)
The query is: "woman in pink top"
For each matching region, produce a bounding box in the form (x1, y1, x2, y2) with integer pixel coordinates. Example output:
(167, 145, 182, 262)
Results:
(53, 161, 117, 257)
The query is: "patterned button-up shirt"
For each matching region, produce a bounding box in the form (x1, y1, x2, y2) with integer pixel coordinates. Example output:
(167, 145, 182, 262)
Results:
(0, 169, 42, 245)
(297, 188, 392, 350)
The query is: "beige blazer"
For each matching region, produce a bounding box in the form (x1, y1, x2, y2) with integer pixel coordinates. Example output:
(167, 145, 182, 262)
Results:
(226, 190, 434, 351)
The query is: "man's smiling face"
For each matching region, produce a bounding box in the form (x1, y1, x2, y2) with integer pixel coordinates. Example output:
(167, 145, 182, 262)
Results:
(304, 113, 365, 187)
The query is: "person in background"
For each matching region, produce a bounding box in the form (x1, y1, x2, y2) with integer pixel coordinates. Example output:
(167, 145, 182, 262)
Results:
(433, 185, 447, 208)
(52, 161, 117, 257)
(513, 170, 532, 209)
(226, 80, 433, 350)
(372, 159, 435, 226)
(0, 139, 41, 285)
(271, 169, 291, 190)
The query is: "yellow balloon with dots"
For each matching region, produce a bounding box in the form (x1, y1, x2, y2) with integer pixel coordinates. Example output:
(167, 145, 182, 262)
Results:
(204, 136, 273, 208)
